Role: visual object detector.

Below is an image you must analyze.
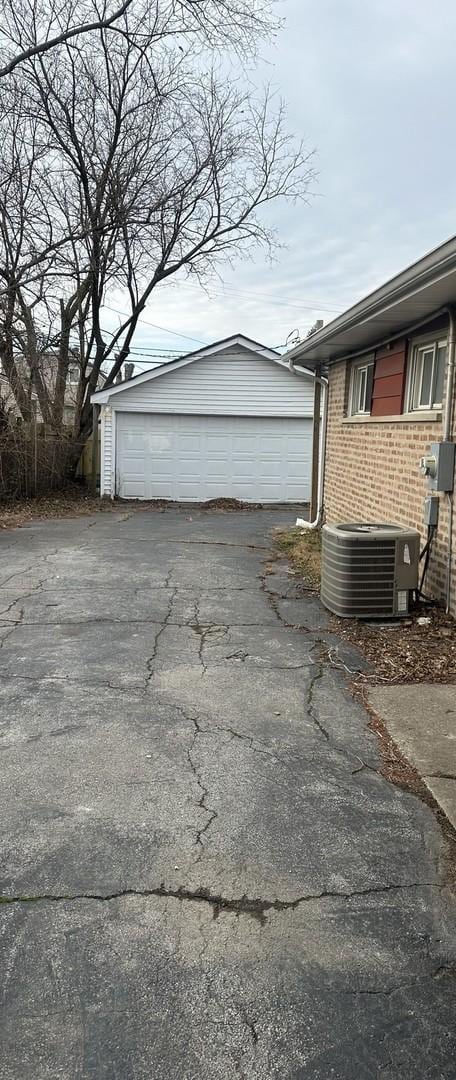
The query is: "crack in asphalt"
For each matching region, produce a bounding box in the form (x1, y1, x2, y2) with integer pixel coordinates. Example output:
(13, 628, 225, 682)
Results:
(208, 722, 279, 764)
(0, 880, 440, 924)
(0, 611, 24, 651)
(191, 623, 229, 678)
(186, 717, 218, 858)
(425, 773, 456, 781)
(135, 539, 269, 551)
(307, 657, 328, 740)
(337, 966, 456, 996)
(259, 565, 318, 635)
(239, 1006, 259, 1047)
(304, 643, 378, 777)
(144, 585, 177, 688)
(221, 649, 312, 671)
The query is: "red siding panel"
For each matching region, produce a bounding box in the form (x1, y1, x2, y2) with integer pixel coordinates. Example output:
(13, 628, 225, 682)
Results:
(374, 354, 405, 379)
(371, 394, 403, 417)
(371, 340, 407, 416)
(372, 373, 404, 400)
(376, 339, 406, 360)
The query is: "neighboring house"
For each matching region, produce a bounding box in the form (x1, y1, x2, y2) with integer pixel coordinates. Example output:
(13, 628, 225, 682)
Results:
(91, 335, 316, 503)
(0, 354, 106, 426)
(286, 234, 456, 614)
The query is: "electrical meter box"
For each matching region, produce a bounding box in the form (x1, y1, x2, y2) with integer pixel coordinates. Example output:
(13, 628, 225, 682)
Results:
(420, 441, 455, 492)
(429, 441, 455, 492)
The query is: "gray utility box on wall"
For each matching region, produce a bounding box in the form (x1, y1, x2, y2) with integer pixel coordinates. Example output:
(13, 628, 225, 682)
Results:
(428, 441, 455, 492)
(321, 523, 420, 619)
(420, 441, 455, 492)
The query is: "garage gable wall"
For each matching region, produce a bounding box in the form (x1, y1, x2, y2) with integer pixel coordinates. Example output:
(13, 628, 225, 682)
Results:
(105, 348, 313, 417)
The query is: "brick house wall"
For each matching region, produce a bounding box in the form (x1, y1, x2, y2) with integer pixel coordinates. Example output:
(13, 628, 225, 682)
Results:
(324, 359, 455, 611)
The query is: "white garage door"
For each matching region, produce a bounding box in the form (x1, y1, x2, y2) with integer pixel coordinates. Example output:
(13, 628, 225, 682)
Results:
(116, 413, 312, 502)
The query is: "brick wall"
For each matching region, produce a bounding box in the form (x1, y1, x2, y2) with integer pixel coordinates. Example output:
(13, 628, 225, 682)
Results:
(324, 360, 455, 611)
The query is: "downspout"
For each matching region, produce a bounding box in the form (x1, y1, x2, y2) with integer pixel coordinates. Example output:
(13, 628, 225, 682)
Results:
(288, 356, 328, 530)
(443, 306, 456, 441)
(443, 306, 456, 612)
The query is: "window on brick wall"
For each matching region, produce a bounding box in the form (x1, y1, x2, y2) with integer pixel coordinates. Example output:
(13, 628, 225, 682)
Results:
(406, 338, 447, 411)
(348, 358, 374, 415)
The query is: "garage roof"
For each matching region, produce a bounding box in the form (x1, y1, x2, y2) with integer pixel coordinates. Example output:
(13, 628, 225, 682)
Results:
(286, 233, 456, 368)
(92, 334, 283, 404)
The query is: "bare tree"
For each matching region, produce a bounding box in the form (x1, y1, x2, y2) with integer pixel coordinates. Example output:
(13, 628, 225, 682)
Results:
(0, 1, 314, 465)
(0, 0, 277, 77)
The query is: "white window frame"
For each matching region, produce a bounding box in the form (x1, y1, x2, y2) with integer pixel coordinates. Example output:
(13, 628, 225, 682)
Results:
(68, 365, 79, 385)
(348, 357, 374, 416)
(406, 337, 447, 412)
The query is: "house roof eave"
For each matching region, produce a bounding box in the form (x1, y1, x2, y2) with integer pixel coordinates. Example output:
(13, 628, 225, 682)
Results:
(286, 233, 456, 369)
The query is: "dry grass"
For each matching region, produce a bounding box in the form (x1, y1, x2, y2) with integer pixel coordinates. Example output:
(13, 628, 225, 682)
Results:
(273, 526, 321, 589)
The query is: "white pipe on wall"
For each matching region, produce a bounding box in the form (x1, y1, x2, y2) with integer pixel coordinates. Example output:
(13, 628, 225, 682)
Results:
(442, 307, 456, 612)
(443, 306, 456, 441)
(288, 358, 328, 530)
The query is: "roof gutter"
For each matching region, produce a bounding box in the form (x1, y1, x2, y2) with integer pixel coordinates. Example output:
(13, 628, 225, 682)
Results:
(324, 307, 451, 368)
(287, 245, 456, 365)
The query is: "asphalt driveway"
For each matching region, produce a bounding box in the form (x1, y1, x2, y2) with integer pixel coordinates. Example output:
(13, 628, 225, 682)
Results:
(0, 507, 455, 1078)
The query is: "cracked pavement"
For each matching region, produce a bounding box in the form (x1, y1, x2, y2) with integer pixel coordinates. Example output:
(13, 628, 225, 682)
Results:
(0, 506, 455, 1079)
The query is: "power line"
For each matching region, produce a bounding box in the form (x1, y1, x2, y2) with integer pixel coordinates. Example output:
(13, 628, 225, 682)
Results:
(102, 305, 207, 346)
(163, 278, 342, 314)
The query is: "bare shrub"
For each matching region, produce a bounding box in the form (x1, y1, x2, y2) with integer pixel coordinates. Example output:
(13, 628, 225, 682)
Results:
(0, 427, 83, 499)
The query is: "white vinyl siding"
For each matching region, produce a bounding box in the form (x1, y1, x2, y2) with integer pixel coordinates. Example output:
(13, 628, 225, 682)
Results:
(105, 350, 313, 417)
(116, 413, 312, 502)
(100, 406, 113, 496)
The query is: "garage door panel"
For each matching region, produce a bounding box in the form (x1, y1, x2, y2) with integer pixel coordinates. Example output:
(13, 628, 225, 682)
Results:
(179, 457, 204, 476)
(258, 462, 284, 480)
(177, 435, 202, 453)
(286, 435, 309, 455)
(149, 434, 173, 453)
(231, 462, 257, 476)
(286, 459, 309, 478)
(122, 480, 146, 498)
(120, 432, 146, 452)
(231, 435, 257, 452)
(116, 414, 311, 502)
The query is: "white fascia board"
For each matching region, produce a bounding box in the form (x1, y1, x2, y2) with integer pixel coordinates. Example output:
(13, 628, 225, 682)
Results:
(91, 335, 286, 404)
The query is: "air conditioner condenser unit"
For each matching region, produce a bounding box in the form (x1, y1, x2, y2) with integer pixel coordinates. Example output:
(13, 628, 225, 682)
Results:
(321, 522, 420, 619)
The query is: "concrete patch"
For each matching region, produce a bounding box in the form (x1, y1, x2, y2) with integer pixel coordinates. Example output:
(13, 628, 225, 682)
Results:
(369, 683, 456, 829)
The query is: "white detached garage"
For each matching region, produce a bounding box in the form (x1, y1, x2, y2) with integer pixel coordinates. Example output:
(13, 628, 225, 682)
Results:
(92, 335, 315, 503)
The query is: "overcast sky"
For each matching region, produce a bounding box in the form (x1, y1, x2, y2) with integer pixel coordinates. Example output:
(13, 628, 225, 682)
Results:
(104, 0, 456, 366)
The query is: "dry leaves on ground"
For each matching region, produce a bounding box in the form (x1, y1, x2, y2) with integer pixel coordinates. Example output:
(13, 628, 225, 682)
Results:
(0, 487, 119, 529)
(273, 524, 456, 686)
(333, 607, 456, 686)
